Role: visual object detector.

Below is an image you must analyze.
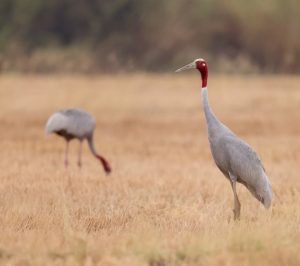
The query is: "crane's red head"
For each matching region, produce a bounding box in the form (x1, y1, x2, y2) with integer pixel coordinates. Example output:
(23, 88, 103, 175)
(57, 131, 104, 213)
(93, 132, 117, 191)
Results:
(175, 58, 208, 88)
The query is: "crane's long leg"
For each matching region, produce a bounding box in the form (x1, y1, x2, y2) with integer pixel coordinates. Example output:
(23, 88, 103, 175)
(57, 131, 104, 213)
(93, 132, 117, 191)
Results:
(229, 172, 241, 220)
(64, 141, 69, 168)
(77, 141, 82, 168)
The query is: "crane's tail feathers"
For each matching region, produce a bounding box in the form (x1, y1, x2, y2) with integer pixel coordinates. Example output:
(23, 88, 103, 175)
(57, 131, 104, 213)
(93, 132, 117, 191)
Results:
(45, 112, 67, 135)
(45, 121, 53, 135)
(45, 127, 53, 135)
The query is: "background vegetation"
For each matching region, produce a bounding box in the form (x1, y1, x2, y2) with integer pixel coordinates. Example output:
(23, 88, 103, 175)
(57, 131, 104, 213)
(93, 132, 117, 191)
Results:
(0, 0, 300, 73)
(1, 1, 299, 264)
(0, 74, 300, 265)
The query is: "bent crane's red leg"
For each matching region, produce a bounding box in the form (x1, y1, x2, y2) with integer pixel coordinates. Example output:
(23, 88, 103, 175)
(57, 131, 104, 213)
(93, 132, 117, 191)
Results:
(64, 141, 69, 168)
(77, 141, 82, 168)
(229, 172, 241, 221)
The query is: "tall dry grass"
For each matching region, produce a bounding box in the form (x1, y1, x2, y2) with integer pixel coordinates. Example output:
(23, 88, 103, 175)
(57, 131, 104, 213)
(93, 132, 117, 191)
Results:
(0, 74, 300, 265)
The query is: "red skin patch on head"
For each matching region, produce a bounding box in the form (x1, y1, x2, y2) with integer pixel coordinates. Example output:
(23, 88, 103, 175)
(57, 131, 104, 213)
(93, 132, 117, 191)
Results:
(196, 60, 208, 88)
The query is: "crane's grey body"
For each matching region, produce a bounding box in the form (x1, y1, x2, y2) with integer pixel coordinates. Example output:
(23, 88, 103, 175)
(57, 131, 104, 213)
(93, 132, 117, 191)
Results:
(176, 58, 272, 219)
(45, 108, 111, 174)
(46, 108, 96, 140)
(202, 88, 272, 212)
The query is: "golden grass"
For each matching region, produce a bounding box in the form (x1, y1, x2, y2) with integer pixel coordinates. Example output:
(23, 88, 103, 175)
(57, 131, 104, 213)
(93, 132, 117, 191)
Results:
(0, 73, 300, 265)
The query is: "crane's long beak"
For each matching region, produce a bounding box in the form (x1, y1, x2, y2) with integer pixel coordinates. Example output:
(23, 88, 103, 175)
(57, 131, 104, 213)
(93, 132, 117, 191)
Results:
(175, 61, 196, 72)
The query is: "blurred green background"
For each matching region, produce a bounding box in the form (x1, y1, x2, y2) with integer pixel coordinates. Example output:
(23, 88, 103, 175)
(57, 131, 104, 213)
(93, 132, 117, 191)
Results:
(0, 0, 299, 73)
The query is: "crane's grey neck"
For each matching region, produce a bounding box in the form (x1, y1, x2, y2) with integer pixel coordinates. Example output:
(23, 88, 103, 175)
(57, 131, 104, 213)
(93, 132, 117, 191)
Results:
(87, 134, 98, 157)
(201, 87, 225, 138)
(87, 133, 111, 174)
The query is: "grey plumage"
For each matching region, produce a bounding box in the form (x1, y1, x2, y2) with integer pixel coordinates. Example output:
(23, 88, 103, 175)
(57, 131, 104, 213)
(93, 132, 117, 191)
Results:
(46, 108, 111, 174)
(202, 88, 272, 209)
(176, 58, 272, 219)
(46, 109, 96, 140)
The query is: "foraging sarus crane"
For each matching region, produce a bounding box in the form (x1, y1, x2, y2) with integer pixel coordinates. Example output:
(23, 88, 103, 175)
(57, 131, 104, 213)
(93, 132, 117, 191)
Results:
(45, 108, 111, 174)
(175, 58, 272, 220)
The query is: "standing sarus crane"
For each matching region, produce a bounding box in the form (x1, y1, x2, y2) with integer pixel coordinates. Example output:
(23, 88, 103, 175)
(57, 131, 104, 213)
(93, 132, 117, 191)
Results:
(45, 108, 111, 174)
(175, 58, 272, 220)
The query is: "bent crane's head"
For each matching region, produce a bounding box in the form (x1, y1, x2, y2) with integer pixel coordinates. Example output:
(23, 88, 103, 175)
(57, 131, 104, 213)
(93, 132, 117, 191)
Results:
(175, 58, 208, 88)
(96, 155, 112, 175)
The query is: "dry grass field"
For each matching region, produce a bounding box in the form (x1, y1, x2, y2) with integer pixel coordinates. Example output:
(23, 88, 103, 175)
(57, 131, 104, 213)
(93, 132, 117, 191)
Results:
(0, 73, 300, 265)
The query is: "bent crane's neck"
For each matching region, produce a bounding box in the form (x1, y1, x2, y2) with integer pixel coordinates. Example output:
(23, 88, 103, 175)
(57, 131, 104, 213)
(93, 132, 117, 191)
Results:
(201, 87, 224, 138)
(87, 133, 111, 174)
(87, 134, 98, 157)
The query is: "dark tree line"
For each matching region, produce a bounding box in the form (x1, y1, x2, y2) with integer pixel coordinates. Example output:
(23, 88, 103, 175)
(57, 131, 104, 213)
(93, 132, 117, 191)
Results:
(0, 0, 300, 73)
